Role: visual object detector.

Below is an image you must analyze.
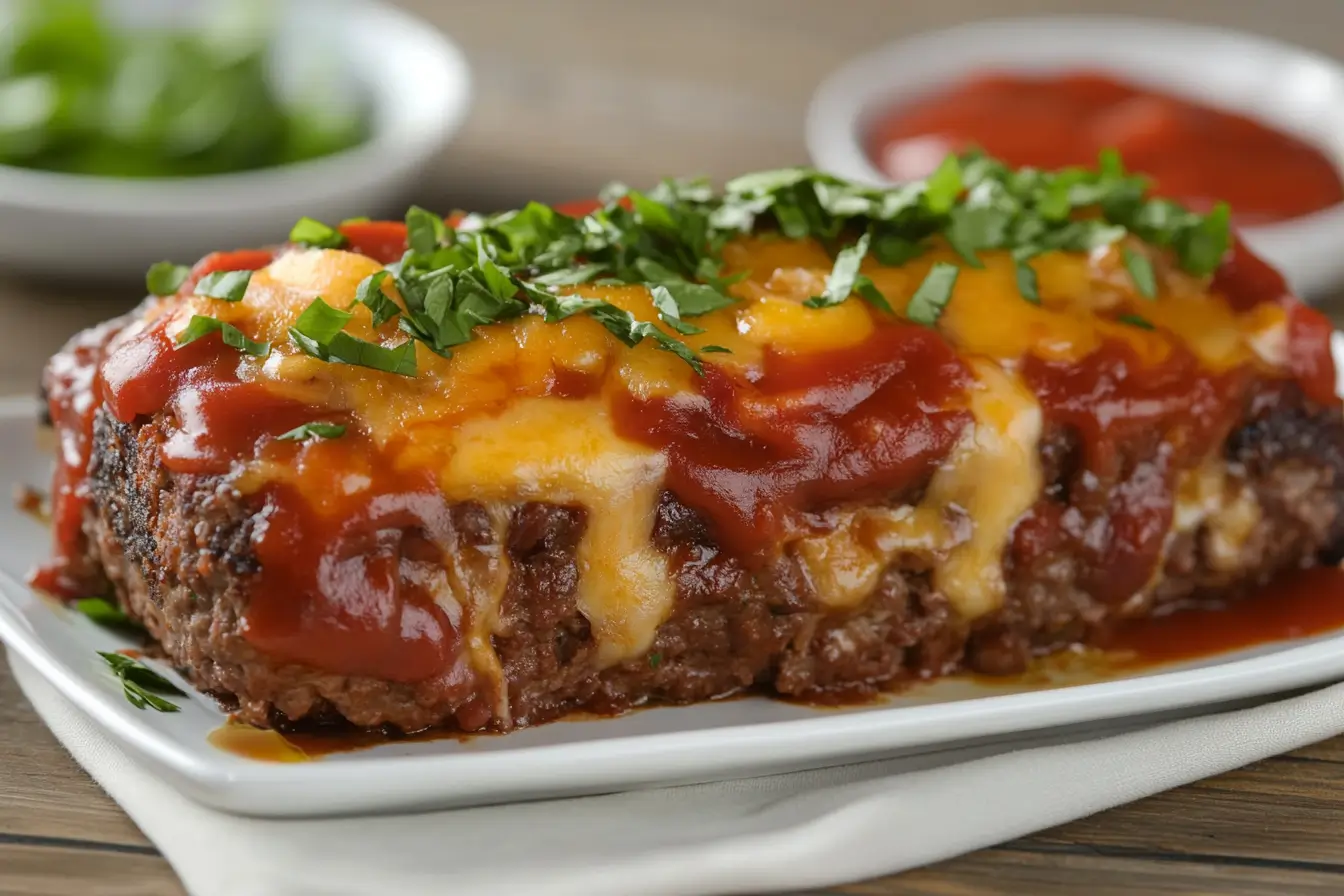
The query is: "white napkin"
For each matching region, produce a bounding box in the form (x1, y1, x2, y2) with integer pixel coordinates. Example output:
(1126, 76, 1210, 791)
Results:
(12, 653, 1344, 896)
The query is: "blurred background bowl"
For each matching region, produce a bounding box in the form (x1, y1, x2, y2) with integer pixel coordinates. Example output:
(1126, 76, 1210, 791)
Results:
(806, 16, 1344, 299)
(0, 0, 470, 281)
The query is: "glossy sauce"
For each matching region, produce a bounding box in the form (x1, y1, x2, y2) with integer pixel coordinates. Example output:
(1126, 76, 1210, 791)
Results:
(869, 72, 1344, 225)
(1109, 565, 1344, 664)
(611, 322, 972, 554)
(207, 717, 470, 762)
(1016, 341, 1251, 603)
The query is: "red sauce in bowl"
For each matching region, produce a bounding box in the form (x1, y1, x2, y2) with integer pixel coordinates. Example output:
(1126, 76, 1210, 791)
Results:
(867, 71, 1344, 226)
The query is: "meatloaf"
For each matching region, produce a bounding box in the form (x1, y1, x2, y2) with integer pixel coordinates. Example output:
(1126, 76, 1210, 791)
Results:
(32, 155, 1344, 732)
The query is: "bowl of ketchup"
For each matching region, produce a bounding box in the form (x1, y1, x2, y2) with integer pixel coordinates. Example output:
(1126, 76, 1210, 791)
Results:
(807, 17, 1344, 297)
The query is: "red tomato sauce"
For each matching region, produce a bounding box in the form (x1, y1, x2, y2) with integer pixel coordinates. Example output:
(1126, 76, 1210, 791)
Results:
(867, 72, 1344, 225)
(612, 322, 973, 555)
(1109, 565, 1344, 665)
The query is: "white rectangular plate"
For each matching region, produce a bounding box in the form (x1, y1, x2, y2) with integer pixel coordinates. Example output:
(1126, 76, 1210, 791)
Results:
(4, 391, 1344, 818)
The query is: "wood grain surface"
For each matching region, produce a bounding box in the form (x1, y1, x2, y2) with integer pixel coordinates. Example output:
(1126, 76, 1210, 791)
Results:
(7, 0, 1344, 893)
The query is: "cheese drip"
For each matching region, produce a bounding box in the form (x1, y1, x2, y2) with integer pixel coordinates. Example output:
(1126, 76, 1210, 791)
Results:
(439, 398, 674, 667)
(442, 503, 513, 725)
(795, 361, 1044, 620)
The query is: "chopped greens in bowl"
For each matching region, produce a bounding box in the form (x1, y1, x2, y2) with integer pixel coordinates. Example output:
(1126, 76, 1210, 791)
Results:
(0, 0, 369, 178)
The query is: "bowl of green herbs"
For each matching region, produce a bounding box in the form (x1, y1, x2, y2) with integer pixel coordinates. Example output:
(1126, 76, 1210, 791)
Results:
(0, 0, 470, 278)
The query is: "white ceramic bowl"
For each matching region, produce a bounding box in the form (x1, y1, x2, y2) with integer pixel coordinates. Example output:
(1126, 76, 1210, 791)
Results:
(807, 17, 1344, 299)
(0, 0, 470, 280)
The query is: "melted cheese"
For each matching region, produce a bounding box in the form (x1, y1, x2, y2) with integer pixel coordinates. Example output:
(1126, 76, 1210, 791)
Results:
(796, 361, 1043, 619)
(441, 503, 513, 724)
(438, 399, 674, 666)
(1171, 460, 1265, 574)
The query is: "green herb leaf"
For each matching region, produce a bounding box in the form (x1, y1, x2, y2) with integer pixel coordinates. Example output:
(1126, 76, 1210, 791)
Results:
(289, 216, 348, 249)
(290, 297, 418, 376)
(292, 296, 353, 344)
(406, 205, 448, 257)
(1122, 245, 1158, 299)
(905, 262, 960, 327)
(871, 233, 925, 266)
(98, 651, 184, 713)
(1117, 313, 1155, 330)
(1015, 260, 1041, 305)
(176, 315, 270, 357)
(724, 168, 812, 196)
(805, 232, 871, 308)
(649, 285, 706, 335)
(923, 154, 963, 214)
(945, 204, 1011, 268)
(355, 271, 401, 326)
(659, 280, 737, 317)
(854, 275, 895, 315)
(193, 270, 252, 302)
(276, 422, 347, 441)
(75, 597, 136, 629)
(629, 190, 677, 234)
(702, 345, 732, 354)
(577, 302, 705, 375)
(145, 261, 190, 297)
(531, 263, 607, 287)
(1175, 202, 1231, 277)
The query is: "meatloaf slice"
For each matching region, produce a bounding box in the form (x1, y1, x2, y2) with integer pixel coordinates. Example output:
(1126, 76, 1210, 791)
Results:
(83, 380, 1344, 732)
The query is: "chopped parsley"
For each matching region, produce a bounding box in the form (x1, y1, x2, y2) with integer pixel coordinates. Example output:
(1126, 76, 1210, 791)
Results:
(1015, 259, 1041, 305)
(1122, 245, 1158, 299)
(144, 149, 1232, 375)
(1117, 313, 1156, 331)
(145, 261, 190, 297)
(98, 652, 184, 713)
(290, 297, 418, 376)
(176, 315, 270, 357)
(355, 271, 402, 327)
(74, 597, 138, 629)
(193, 270, 252, 302)
(289, 217, 348, 250)
(905, 262, 961, 327)
(276, 422, 347, 441)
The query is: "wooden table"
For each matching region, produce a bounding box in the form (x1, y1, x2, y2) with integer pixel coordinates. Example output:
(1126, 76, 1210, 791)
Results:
(8, 0, 1344, 892)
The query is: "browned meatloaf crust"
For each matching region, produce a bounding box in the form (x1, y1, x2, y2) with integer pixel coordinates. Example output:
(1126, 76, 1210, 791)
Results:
(82, 381, 1344, 733)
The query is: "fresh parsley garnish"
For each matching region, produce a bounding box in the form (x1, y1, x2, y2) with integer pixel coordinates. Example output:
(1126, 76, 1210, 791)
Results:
(146, 261, 190, 297)
(405, 205, 449, 256)
(355, 271, 402, 327)
(289, 216, 348, 249)
(1015, 259, 1041, 305)
(276, 422, 347, 441)
(193, 270, 252, 302)
(176, 315, 271, 357)
(98, 652, 184, 713)
(74, 597, 138, 629)
(805, 233, 871, 309)
(270, 148, 1229, 369)
(289, 297, 418, 376)
(905, 262, 960, 327)
(1122, 245, 1158, 299)
(1116, 313, 1156, 330)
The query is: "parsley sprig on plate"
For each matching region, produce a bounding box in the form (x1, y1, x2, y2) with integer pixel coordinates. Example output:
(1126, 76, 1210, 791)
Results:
(162, 150, 1232, 373)
(98, 652, 185, 713)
